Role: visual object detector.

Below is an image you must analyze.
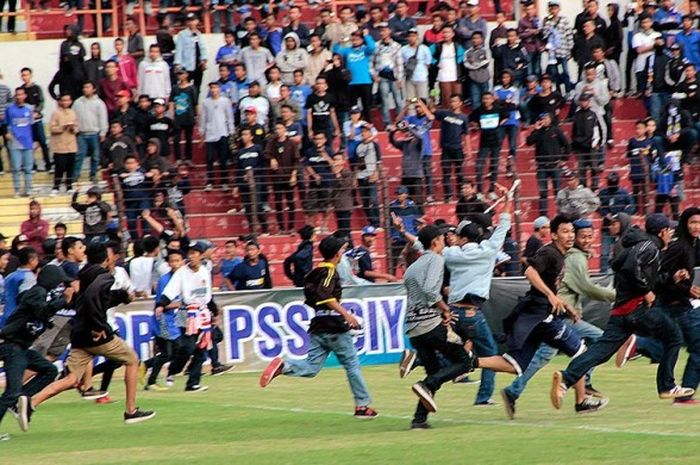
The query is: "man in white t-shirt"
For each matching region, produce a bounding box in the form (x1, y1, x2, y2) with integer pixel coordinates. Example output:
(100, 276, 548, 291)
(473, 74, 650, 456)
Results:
(128, 236, 161, 297)
(631, 14, 661, 94)
(155, 242, 215, 392)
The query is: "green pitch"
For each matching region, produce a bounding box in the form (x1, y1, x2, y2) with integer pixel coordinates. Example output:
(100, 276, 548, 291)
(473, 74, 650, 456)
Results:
(3, 355, 700, 465)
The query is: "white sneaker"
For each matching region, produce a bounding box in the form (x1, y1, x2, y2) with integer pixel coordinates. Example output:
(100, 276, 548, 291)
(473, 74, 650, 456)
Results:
(659, 386, 696, 400)
(205, 183, 213, 192)
(221, 184, 229, 191)
(50, 189, 58, 197)
(165, 375, 175, 387)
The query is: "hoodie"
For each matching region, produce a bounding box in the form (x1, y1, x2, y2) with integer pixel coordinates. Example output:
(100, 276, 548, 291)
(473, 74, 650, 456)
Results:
(137, 56, 171, 100)
(611, 212, 632, 259)
(71, 264, 131, 348)
(610, 226, 663, 308)
(558, 246, 616, 316)
(656, 208, 699, 306)
(0, 265, 71, 349)
(555, 184, 601, 218)
(275, 33, 310, 85)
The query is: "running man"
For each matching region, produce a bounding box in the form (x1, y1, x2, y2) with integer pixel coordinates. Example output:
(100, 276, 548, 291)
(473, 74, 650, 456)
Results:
(551, 214, 694, 411)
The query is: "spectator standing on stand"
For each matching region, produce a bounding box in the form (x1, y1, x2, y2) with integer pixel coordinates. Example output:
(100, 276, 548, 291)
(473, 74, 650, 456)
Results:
(542, 0, 575, 96)
(517, 1, 544, 77)
(283, 225, 315, 287)
(556, 168, 601, 218)
(49, 93, 78, 195)
(20, 68, 51, 173)
(402, 28, 432, 103)
(526, 112, 569, 217)
(199, 82, 234, 192)
(175, 13, 208, 102)
(434, 94, 469, 201)
(138, 45, 171, 101)
(6, 87, 35, 198)
(373, 23, 405, 128)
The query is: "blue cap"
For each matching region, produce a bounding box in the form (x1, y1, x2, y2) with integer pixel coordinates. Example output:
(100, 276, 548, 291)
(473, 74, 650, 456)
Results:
(573, 218, 593, 231)
(645, 213, 671, 234)
(361, 225, 378, 236)
(396, 185, 409, 195)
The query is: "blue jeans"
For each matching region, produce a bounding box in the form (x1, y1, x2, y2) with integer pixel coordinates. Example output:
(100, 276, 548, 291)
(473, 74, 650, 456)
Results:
(75, 133, 100, 181)
(476, 145, 500, 193)
(378, 78, 404, 125)
(505, 319, 603, 400)
(528, 51, 542, 78)
(562, 304, 682, 393)
(0, 342, 58, 425)
(499, 124, 518, 157)
(283, 331, 372, 407)
(211, 0, 234, 33)
(647, 92, 669, 122)
(536, 166, 560, 217)
(451, 306, 497, 404)
(599, 231, 615, 274)
(470, 81, 490, 111)
(546, 57, 573, 94)
(9, 146, 33, 195)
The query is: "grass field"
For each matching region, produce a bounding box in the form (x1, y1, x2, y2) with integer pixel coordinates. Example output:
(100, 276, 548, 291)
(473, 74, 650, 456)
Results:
(3, 355, 700, 465)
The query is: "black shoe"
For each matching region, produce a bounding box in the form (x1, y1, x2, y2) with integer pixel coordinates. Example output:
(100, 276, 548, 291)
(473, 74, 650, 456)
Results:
(575, 396, 609, 414)
(211, 364, 235, 376)
(500, 389, 516, 420)
(185, 384, 209, 393)
(585, 384, 604, 398)
(81, 387, 109, 400)
(410, 420, 431, 430)
(412, 382, 437, 413)
(124, 408, 156, 424)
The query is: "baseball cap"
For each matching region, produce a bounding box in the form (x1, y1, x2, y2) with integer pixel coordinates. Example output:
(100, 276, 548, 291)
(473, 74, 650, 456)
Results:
(16, 234, 29, 243)
(248, 80, 261, 87)
(548, 0, 561, 5)
(117, 89, 131, 98)
(539, 73, 553, 82)
(533, 216, 550, 230)
(361, 225, 378, 236)
(562, 167, 575, 178)
(526, 74, 538, 83)
(378, 22, 390, 28)
(644, 0, 658, 7)
(417, 225, 444, 249)
(537, 111, 551, 121)
(319, 235, 347, 259)
(456, 220, 483, 242)
(187, 241, 207, 253)
(350, 105, 362, 114)
(573, 218, 593, 231)
(244, 106, 257, 113)
(153, 97, 166, 106)
(466, 0, 478, 6)
(645, 213, 671, 234)
(607, 171, 620, 183)
(396, 185, 409, 195)
(579, 92, 594, 101)
(408, 28, 419, 35)
(186, 12, 197, 20)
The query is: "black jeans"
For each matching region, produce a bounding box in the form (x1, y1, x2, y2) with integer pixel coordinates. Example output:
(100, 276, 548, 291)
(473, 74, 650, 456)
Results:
(207, 326, 224, 369)
(335, 210, 351, 239)
(562, 304, 682, 393)
(239, 178, 268, 233)
(205, 137, 230, 185)
(441, 147, 464, 200)
(357, 178, 380, 227)
(350, 84, 373, 121)
(272, 178, 296, 232)
(401, 176, 423, 208)
(174, 124, 194, 160)
(53, 152, 76, 190)
(476, 144, 500, 193)
(575, 148, 602, 191)
(168, 330, 206, 390)
(92, 358, 122, 392)
(147, 336, 180, 386)
(409, 324, 472, 423)
(0, 0, 17, 32)
(0, 342, 58, 425)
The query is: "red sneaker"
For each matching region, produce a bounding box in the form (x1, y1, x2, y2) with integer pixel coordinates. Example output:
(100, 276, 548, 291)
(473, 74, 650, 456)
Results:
(259, 357, 284, 388)
(354, 406, 379, 420)
(95, 396, 115, 404)
(673, 398, 700, 406)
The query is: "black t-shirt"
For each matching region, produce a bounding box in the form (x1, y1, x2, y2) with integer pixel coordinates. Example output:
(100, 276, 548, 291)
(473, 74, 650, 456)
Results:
(353, 247, 374, 282)
(147, 115, 177, 156)
(469, 104, 510, 148)
(236, 144, 263, 171)
(528, 92, 563, 123)
(239, 123, 267, 147)
(305, 92, 336, 132)
(434, 110, 469, 150)
(170, 85, 197, 127)
(526, 243, 566, 298)
(305, 264, 346, 334)
(522, 235, 543, 273)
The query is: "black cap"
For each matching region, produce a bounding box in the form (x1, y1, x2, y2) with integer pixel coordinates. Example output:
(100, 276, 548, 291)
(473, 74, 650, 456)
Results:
(319, 235, 347, 260)
(645, 213, 671, 235)
(187, 241, 207, 253)
(579, 92, 594, 101)
(417, 225, 443, 249)
(455, 220, 484, 242)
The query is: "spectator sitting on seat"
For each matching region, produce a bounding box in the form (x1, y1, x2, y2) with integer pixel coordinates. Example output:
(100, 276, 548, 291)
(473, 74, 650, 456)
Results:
(555, 168, 601, 218)
(227, 241, 272, 291)
(597, 171, 636, 273)
(283, 225, 316, 288)
(521, 216, 550, 272)
(20, 200, 49, 254)
(455, 180, 488, 222)
(71, 186, 112, 245)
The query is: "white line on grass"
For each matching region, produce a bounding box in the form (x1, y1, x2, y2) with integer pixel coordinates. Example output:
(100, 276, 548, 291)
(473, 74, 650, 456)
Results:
(243, 404, 700, 439)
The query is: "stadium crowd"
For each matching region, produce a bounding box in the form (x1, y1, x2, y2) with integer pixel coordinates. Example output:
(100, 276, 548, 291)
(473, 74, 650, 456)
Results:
(0, 0, 699, 439)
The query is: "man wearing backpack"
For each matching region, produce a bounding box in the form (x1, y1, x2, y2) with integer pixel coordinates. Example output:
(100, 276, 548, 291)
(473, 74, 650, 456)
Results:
(401, 28, 432, 103)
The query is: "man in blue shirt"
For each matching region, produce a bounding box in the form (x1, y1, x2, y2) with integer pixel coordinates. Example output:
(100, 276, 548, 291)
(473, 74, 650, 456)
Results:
(434, 94, 469, 201)
(350, 226, 399, 283)
(216, 30, 242, 75)
(0, 247, 38, 328)
(403, 98, 435, 203)
(388, 1, 416, 45)
(675, 15, 700, 68)
(6, 87, 35, 197)
(227, 241, 272, 291)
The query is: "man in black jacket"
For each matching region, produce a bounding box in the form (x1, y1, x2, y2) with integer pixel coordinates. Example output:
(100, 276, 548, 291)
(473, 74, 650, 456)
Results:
(22, 244, 155, 427)
(526, 112, 570, 216)
(552, 214, 693, 411)
(283, 225, 315, 287)
(0, 265, 73, 439)
(571, 93, 606, 190)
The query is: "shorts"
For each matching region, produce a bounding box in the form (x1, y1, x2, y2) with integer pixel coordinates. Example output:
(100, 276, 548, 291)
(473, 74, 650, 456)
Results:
(64, 336, 137, 380)
(503, 316, 584, 376)
(31, 315, 73, 358)
(304, 184, 332, 213)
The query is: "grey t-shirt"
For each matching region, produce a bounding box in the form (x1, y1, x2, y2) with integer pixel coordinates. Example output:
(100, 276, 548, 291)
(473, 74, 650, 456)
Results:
(242, 47, 274, 84)
(403, 250, 444, 337)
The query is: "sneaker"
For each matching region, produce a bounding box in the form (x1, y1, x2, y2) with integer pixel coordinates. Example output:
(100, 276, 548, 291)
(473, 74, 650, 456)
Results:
(615, 335, 637, 368)
(205, 183, 213, 191)
(144, 384, 169, 392)
(673, 398, 700, 406)
(659, 386, 696, 400)
(501, 389, 516, 420)
(211, 364, 235, 376)
(410, 420, 431, 430)
(353, 406, 379, 420)
(426, 195, 435, 204)
(137, 362, 147, 386)
(260, 357, 284, 388)
(575, 396, 609, 414)
(95, 396, 116, 404)
(550, 371, 567, 410)
(165, 376, 175, 387)
(263, 204, 273, 213)
(50, 189, 58, 197)
(16, 396, 32, 432)
(0, 433, 9, 441)
(221, 183, 229, 191)
(412, 382, 437, 413)
(399, 349, 417, 379)
(81, 388, 109, 400)
(474, 399, 497, 407)
(124, 408, 156, 424)
(585, 384, 604, 398)
(185, 385, 209, 393)
(452, 374, 480, 384)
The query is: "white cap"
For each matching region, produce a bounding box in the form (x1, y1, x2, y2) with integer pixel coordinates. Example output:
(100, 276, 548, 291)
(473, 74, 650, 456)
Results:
(467, 0, 479, 6)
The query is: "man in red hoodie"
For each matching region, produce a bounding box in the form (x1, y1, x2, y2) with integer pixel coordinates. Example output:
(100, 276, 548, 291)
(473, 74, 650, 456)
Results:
(20, 200, 48, 254)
